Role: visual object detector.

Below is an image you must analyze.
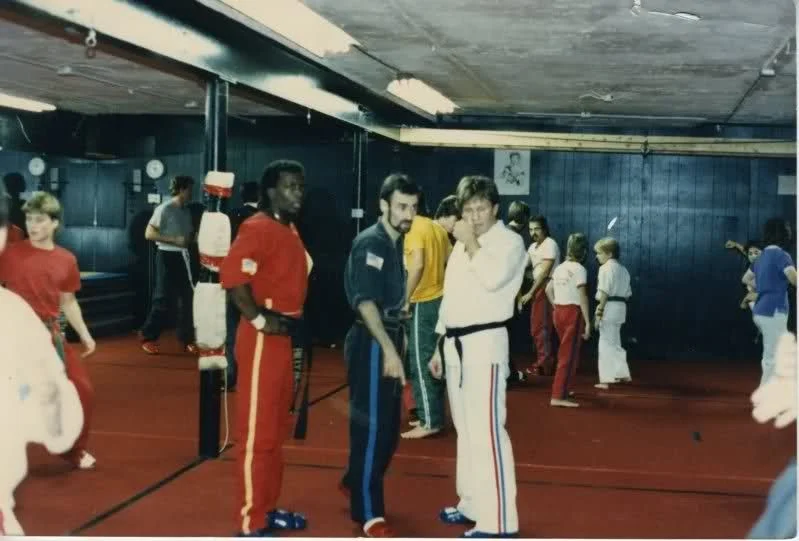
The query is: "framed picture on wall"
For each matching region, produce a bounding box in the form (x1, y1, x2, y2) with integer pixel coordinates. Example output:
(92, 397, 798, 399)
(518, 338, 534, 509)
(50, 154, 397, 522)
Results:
(493, 149, 531, 195)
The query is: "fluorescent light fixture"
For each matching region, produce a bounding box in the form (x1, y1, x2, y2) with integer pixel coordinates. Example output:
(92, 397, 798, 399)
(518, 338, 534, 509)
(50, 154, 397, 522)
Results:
(217, 0, 359, 57)
(265, 76, 359, 115)
(387, 77, 458, 115)
(673, 12, 700, 21)
(0, 91, 56, 113)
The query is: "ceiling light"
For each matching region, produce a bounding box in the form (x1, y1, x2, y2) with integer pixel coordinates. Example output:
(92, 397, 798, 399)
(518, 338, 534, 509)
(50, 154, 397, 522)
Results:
(265, 76, 359, 115)
(387, 77, 458, 116)
(0, 91, 56, 113)
(673, 12, 700, 21)
(217, 0, 359, 57)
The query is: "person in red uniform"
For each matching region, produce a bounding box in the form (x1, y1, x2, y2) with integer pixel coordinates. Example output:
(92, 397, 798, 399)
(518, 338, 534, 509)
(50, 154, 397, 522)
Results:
(219, 160, 311, 537)
(0, 191, 96, 469)
(545, 232, 591, 407)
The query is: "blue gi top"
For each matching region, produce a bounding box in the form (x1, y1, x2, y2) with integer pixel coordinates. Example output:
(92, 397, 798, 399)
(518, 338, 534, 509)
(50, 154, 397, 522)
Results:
(344, 220, 406, 319)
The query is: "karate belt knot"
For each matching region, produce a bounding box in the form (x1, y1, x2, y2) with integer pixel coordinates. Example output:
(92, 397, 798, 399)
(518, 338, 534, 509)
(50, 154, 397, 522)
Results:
(41, 317, 66, 364)
(438, 319, 512, 388)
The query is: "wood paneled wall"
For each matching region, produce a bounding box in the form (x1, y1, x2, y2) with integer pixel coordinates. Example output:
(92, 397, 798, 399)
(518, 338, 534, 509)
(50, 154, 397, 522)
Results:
(1, 122, 794, 360)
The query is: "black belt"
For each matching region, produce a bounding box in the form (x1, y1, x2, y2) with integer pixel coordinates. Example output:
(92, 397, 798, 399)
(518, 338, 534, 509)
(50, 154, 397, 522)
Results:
(607, 296, 627, 303)
(259, 308, 312, 440)
(438, 319, 512, 387)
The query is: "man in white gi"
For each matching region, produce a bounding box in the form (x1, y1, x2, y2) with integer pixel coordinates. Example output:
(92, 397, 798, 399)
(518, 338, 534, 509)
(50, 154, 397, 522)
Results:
(429, 175, 526, 538)
(0, 191, 83, 535)
(592, 237, 633, 389)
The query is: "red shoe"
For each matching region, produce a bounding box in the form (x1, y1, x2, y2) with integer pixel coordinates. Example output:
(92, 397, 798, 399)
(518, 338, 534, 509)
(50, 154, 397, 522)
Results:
(141, 341, 160, 354)
(364, 519, 395, 537)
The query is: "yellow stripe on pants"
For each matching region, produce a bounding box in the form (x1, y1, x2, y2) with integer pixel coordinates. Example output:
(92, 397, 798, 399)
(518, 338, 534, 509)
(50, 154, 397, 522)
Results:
(240, 332, 265, 534)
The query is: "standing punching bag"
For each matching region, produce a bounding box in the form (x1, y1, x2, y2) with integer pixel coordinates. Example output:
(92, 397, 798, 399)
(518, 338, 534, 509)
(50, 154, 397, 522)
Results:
(194, 171, 235, 371)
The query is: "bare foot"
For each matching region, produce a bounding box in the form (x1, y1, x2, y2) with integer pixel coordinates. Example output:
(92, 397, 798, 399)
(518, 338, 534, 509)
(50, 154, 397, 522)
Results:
(550, 398, 579, 408)
(401, 425, 441, 439)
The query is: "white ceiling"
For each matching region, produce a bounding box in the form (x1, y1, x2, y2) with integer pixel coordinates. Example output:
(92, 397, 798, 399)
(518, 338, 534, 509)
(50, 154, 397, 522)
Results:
(304, 0, 797, 125)
(0, 1, 795, 127)
(0, 16, 288, 116)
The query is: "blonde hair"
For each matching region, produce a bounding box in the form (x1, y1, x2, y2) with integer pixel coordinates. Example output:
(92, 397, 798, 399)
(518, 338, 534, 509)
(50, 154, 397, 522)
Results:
(594, 237, 619, 259)
(566, 232, 588, 262)
(22, 191, 62, 222)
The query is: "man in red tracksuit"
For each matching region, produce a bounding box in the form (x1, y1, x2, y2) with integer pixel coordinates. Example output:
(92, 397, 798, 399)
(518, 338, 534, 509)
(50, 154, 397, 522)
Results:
(219, 160, 311, 537)
(0, 192, 96, 470)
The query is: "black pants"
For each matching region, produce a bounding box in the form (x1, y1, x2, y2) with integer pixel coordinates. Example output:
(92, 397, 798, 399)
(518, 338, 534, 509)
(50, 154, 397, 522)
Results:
(140, 249, 195, 345)
(341, 322, 403, 524)
(507, 303, 530, 378)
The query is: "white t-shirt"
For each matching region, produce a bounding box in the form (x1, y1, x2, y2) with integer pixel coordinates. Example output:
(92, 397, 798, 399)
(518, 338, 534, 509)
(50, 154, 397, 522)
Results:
(551, 260, 587, 306)
(528, 237, 560, 282)
(149, 198, 194, 252)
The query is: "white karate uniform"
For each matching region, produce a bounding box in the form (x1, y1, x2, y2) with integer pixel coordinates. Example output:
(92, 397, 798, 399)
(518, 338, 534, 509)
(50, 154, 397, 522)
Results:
(0, 288, 83, 535)
(436, 220, 527, 535)
(528, 237, 560, 282)
(595, 259, 632, 384)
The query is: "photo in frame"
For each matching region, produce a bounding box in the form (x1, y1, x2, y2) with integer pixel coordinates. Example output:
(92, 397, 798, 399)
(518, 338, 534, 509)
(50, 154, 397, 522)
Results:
(493, 149, 531, 195)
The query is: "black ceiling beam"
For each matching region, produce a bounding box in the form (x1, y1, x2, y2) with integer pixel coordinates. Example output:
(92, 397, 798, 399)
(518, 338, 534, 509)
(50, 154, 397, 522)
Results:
(5, 0, 428, 137)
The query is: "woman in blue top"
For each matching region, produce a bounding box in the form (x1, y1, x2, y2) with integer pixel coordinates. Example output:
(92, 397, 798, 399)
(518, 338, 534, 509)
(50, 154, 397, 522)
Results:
(752, 218, 797, 384)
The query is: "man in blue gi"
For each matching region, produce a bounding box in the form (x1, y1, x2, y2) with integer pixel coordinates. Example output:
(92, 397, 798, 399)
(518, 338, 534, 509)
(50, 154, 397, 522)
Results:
(341, 173, 420, 537)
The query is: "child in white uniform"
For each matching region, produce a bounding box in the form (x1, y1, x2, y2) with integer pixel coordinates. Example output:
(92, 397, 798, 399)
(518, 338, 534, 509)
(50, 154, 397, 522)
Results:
(593, 237, 632, 390)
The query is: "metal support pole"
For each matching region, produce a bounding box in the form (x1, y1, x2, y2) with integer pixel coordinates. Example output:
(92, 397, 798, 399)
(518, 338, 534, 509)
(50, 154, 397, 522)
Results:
(352, 130, 366, 235)
(198, 77, 228, 459)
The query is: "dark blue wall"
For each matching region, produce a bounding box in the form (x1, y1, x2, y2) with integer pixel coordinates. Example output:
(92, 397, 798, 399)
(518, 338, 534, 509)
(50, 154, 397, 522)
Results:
(1, 112, 795, 360)
(367, 145, 796, 362)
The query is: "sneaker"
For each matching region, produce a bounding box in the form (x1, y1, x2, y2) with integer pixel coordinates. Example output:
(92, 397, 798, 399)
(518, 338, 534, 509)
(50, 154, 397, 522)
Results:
(141, 341, 159, 354)
(364, 518, 395, 537)
(266, 509, 307, 530)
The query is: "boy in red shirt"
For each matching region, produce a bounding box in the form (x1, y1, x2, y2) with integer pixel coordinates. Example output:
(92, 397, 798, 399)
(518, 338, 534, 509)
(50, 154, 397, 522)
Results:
(0, 192, 96, 469)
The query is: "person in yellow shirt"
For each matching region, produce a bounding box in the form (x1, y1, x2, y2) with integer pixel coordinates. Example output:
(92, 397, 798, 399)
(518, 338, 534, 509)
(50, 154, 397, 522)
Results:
(402, 195, 459, 439)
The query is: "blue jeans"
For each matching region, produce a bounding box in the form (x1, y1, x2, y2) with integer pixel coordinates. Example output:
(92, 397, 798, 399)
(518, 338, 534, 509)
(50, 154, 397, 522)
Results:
(225, 301, 239, 388)
(749, 459, 796, 539)
(753, 312, 789, 385)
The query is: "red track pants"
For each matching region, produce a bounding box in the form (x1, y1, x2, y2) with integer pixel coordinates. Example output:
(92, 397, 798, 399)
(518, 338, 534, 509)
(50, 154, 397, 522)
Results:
(50, 326, 94, 465)
(551, 305, 584, 400)
(234, 324, 294, 535)
(530, 288, 555, 373)
(402, 383, 416, 413)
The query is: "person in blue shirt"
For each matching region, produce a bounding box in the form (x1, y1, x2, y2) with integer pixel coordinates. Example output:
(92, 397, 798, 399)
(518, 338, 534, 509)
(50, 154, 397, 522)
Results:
(341, 173, 420, 537)
(751, 218, 797, 384)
